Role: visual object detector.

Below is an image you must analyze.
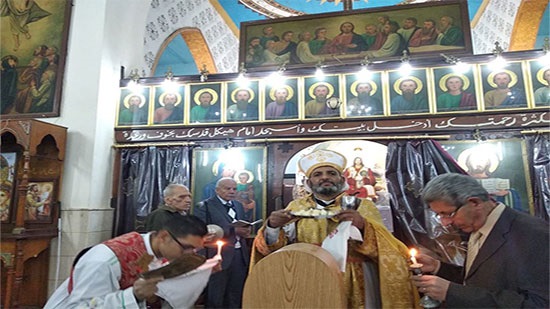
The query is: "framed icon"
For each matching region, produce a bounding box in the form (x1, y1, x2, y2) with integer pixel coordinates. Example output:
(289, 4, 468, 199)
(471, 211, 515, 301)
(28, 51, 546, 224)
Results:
(191, 146, 267, 223)
(303, 74, 341, 119)
(528, 60, 550, 107)
(188, 82, 222, 124)
(226, 80, 260, 122)
(0, 152, 17, 223)
(116, 87, 151, 126)
(388, 68, 430, 115)
(344, 72, 384, 117)
(432, 66, 479, 112)
(440, 138, 533, 214)
(262, 77, 300, 121)
(152, 85, 185, 125)
(480, 61, 528, 110)
(25, 180, 57, 223)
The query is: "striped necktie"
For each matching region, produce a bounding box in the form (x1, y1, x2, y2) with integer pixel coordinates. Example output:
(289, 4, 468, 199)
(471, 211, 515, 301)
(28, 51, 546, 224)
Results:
(465, 231, 483, 276)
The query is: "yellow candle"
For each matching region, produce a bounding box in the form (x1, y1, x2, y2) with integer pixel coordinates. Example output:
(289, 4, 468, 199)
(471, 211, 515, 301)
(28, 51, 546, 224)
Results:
(216, 240, 224, 256)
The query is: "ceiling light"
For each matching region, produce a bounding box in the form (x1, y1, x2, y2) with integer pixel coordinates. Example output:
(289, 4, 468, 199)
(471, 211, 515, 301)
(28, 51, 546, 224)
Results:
(399, 50, 412, 76)
(488, 41, 507, 71)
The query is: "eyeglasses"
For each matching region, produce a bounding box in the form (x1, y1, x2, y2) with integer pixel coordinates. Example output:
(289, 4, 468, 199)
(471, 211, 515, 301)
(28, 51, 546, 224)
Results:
(436, 210, 458, 220)
(435, 203, 466, 220)
(167, 231, 198, 253)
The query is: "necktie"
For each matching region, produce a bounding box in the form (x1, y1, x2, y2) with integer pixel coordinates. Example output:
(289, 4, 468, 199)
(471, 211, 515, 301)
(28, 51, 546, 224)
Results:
(465, 231, 483, 275)
(225, 202, 241, 248)
(225, 202, 236, 220)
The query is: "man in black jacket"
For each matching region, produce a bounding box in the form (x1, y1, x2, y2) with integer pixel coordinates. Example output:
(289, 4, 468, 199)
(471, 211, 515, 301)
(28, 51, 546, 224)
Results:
(195, 177, 251, 308)
(412, 173, 549, 308)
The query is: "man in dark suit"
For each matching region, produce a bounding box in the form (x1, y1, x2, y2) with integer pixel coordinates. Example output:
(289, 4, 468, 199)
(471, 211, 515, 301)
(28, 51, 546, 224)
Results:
(412, 173, 549, 308)
(195, 177, 251, 308)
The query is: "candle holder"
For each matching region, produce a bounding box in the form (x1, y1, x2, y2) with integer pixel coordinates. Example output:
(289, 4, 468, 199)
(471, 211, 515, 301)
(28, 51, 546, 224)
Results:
(410, 264, 441, 309)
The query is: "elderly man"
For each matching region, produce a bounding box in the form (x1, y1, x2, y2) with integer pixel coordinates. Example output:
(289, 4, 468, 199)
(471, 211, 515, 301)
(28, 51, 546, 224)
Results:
(412, 173, 549, 308)
(145, 184, 192, 232)
(45, 215, 209, 308)
(195, 177, 251, 308)
(251, 149, 418, 308)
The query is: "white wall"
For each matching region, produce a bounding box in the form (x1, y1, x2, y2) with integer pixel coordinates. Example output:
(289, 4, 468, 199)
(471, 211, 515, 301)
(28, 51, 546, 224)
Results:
(46, 0, 150, 295)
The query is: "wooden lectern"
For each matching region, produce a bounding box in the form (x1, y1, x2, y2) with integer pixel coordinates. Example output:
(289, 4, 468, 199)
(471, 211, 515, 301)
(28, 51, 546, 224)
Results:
(243, 243, 346, 308)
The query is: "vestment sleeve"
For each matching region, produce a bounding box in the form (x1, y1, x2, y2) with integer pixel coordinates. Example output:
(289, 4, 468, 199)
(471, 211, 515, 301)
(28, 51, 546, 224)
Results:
(64, 245, 143, 308)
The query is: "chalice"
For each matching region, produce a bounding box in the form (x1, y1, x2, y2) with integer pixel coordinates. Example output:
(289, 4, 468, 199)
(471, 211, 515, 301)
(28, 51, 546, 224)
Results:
(341, 195, 359, 210)
(409, 249, 441, 309)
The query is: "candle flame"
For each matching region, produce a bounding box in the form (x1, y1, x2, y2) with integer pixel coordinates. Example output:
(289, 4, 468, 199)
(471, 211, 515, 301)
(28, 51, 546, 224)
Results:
(216, 240, 224, 246)
(409, 248, 417, 257)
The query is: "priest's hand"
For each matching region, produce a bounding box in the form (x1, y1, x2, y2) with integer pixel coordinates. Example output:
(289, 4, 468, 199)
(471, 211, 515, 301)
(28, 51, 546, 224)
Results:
(336, 209, 365, 230)
(267, 209, 293, 228)
(133, 277, 163, 302)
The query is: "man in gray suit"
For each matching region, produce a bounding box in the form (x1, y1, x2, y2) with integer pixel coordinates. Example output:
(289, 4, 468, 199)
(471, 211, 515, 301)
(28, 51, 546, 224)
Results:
(195, 177, 251, 308)
(412, 173, 548, 308)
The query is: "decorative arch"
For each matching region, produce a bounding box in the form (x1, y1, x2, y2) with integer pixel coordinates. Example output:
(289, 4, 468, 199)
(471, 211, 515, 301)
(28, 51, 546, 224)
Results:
(152, 28, 217, 76)
(509, 0, 548, 50)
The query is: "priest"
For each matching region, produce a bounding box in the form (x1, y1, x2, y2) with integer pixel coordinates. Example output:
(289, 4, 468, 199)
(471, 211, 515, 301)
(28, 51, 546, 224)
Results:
(250, 149, 419, 308)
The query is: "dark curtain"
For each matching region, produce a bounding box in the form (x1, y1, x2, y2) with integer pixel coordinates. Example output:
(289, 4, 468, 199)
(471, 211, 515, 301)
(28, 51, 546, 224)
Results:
(526, 134, 550, 221)
(113, 146, 190, 236)
(385, 140, 468, 265)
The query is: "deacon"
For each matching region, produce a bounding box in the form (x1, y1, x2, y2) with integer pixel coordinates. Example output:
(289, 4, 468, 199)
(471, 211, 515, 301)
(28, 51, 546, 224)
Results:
(44, 215, 208, 308)
(250, 149, 419, 308)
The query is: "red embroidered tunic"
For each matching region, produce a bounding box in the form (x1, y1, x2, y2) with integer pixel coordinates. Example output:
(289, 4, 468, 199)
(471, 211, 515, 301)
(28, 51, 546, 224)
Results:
(69, 231, 148, 292)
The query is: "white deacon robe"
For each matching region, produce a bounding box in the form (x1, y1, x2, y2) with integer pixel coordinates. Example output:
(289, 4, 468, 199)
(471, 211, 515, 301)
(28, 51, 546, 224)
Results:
(44, 233, 163, 309)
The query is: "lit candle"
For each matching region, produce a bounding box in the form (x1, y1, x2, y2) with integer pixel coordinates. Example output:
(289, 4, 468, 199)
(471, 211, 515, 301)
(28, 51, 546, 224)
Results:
(409, 248, 418, 264)
(216, 240, 224, 257)
(409, 248, 422, 267)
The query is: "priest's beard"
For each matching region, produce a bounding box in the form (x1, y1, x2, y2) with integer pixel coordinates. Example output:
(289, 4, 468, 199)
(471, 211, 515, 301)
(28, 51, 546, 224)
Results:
(312, 181, 344, 196)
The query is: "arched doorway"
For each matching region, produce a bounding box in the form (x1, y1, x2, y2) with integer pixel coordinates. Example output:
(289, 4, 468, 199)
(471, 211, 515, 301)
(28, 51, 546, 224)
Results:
(282, 140, 393, 231)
